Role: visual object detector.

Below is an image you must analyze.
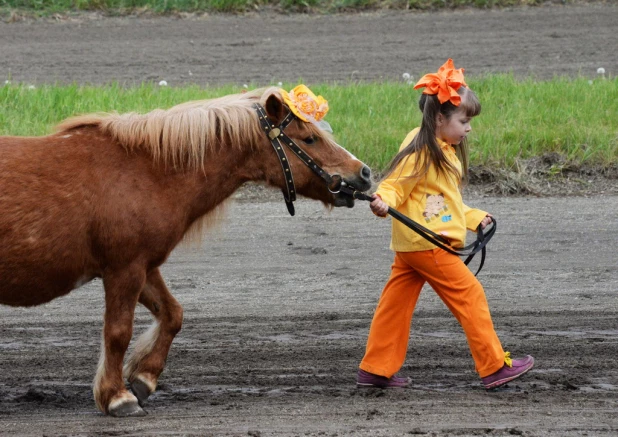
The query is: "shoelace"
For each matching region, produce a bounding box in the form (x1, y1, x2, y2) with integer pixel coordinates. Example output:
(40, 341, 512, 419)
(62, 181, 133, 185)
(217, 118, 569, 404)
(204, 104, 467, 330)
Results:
(504, 352, 513, 368)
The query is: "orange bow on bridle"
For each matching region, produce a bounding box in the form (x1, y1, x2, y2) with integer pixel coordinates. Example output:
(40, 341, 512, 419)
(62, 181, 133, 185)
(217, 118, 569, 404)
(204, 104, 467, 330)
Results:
(414, 59, 467, 106)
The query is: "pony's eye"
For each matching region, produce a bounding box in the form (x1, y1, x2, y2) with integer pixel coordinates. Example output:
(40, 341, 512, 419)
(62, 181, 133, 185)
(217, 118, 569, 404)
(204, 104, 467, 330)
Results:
(303, 136, 316, 145)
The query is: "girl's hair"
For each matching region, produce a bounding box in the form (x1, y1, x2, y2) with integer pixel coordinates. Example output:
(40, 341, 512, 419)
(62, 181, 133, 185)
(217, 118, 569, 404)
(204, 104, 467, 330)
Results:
(382, 86, 481, 185)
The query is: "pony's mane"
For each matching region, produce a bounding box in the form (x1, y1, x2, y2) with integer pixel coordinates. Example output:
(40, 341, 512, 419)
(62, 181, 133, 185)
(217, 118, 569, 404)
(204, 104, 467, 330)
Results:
(55, 87, 279, 170)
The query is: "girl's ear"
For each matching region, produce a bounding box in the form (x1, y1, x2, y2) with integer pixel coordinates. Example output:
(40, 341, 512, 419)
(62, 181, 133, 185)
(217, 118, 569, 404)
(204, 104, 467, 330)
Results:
(436, 112, 445, 126)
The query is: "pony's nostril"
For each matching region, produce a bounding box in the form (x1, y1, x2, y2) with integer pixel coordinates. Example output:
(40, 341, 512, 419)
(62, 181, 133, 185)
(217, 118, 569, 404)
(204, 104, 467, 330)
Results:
(361, 165, 371, 180)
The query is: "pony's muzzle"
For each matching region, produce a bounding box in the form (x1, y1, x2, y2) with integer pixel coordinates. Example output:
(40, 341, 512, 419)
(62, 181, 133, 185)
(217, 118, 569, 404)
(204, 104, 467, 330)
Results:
(360, 164, 372, 182)
(332, 165, 373, 208)
(348, 164, 372, 192)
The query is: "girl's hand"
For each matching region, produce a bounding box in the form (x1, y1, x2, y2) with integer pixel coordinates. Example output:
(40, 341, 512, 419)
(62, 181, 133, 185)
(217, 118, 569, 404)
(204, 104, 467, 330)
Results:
(480, 213, 494, 229)
(370, 194, 389, 217)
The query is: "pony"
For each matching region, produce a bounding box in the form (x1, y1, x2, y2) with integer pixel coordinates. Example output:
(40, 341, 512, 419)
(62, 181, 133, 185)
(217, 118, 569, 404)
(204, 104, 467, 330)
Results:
(0, 86, 372, 416)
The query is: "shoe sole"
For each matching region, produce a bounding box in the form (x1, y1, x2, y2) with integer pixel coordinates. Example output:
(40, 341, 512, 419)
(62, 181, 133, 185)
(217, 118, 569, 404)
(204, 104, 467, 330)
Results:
(484, 363, 534, 390)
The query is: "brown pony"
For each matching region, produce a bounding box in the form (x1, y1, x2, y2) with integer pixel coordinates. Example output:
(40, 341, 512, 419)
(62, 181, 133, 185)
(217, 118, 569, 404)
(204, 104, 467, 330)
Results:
(0, 87, 372, 417)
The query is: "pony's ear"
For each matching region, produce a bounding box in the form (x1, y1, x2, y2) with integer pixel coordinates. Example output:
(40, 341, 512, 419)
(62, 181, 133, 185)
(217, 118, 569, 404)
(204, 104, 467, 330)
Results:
(264, 93, 287, 126)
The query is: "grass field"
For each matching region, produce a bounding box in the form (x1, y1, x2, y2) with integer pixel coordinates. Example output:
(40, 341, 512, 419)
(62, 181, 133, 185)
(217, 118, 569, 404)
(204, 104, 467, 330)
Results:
(1, 76, 616, 173)
(0, 0, 569, 16)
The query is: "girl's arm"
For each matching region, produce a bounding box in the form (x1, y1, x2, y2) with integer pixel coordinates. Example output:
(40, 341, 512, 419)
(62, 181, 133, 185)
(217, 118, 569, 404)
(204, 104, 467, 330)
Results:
(463, 203, 491, 230)
(372, 129, 421, 212)
(375, 167, 419, 211)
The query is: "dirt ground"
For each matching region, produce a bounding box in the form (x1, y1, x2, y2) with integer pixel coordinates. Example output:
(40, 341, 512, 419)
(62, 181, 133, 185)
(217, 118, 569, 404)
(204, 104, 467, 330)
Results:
(1, 4, 616, 85)
(1, 4, 618, 437)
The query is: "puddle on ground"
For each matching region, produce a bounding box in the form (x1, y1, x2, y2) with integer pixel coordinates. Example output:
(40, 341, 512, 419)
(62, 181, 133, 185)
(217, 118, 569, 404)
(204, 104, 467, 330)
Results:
(579, 383, 618, 392)
(0, 336, 80, 349)
(419, 331, 457, 338)
(0, 341, 24, 349)
(526, 330, 618, 338)
(256, 333, 296, 343)
(529, 368, 564, 374)
(258, 331, 361, 343)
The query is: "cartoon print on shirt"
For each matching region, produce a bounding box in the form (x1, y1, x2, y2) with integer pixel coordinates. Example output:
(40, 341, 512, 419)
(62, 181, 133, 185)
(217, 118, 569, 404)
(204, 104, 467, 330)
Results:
(423, 193, 451, 223)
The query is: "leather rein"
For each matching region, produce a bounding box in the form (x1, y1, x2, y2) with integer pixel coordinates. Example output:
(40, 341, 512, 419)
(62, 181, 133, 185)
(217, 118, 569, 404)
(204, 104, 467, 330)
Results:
(254, 103, 495, 275)
(351, 190, 496, 275)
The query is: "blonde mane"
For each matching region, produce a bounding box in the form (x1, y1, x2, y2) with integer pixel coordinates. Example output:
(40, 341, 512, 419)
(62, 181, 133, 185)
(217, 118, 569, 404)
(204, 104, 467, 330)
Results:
(56, 87, 280, 170)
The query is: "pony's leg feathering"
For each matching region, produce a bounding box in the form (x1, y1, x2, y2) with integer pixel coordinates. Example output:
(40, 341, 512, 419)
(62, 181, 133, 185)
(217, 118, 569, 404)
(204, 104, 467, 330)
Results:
(94, 265, 147, 417)
(123, 268, 184, 407)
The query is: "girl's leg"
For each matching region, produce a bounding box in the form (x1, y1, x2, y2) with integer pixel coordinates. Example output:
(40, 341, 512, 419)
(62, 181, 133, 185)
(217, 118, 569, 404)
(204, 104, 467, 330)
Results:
(400, 249, 505, 378)
(359, 252, 425, 377)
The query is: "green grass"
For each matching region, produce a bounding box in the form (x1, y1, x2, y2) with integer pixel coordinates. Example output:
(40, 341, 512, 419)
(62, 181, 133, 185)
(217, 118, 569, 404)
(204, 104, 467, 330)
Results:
(0, 0, 582, 16)
(1, 75, 616, 173)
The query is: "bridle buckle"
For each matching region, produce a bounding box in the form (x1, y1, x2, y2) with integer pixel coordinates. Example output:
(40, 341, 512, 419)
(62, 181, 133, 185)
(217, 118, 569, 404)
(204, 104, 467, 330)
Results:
(268, 128, 281, 140)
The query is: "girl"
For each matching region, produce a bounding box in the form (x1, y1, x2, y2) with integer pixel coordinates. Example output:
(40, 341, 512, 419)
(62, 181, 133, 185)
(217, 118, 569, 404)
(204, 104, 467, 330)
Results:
(357, 59, 533, 390)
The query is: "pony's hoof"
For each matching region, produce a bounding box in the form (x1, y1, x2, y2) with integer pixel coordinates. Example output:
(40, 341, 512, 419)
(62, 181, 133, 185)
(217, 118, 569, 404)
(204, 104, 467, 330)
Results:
(108, 399, 147, 417)
(130, 378, 152, 407)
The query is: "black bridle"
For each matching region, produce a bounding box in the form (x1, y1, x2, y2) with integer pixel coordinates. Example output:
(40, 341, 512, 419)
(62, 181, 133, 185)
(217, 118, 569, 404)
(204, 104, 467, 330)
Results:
(254, 102, 495, 275)
(254, 103, 344, 216)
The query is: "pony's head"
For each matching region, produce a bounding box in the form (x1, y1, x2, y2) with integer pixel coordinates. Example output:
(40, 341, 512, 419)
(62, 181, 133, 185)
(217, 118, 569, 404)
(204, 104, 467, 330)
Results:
(257, 87, 372, 209)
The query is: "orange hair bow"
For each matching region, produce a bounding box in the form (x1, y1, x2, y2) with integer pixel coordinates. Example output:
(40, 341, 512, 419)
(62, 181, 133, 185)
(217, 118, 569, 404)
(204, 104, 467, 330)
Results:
(281, 85, 329, 123)
(413, 59, 468, 106)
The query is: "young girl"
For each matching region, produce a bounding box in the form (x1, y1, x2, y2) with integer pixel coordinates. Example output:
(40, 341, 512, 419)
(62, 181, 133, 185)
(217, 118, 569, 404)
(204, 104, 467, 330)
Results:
(357, 59, 533, 390)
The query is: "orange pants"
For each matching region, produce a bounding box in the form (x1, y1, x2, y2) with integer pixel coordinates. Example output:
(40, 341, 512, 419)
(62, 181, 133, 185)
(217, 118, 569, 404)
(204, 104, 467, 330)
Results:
(360, 249, 505, 379)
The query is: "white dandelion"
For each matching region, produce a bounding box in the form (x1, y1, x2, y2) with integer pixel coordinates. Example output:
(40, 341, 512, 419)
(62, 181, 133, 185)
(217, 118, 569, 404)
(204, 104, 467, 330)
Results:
(243, 84, 249, 89)
(27, 85, 36, 90)
(158, 80, 168, 87)
(402, 72, 411, 80)
(596, 67, 605, 75)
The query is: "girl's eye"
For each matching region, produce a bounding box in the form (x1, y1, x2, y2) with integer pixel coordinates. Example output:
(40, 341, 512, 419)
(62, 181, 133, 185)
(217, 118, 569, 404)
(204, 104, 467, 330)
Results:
(303, 136, 316, 145)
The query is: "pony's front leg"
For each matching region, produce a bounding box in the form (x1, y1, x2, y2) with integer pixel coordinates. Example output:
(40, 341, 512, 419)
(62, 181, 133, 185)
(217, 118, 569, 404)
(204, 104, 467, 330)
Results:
(123, 268, 183, 407)
(94, 266, 147, 417)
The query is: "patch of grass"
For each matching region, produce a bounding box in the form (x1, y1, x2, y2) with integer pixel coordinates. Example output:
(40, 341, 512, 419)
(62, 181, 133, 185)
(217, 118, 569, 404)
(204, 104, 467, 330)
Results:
(317, 75, 618, 171)
(1, 75, 616, 174)
(0, 0, 256, 15)
(0, 0, 599, 16)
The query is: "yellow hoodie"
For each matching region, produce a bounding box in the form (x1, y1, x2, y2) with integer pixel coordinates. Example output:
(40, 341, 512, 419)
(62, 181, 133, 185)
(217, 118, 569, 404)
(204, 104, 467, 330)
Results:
(376, 128, 487, 252)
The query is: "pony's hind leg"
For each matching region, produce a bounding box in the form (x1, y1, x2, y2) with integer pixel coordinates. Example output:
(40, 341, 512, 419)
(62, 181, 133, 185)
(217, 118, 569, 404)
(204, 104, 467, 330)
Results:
(123, 268, 183, 406)
(94, 265, 147, 417)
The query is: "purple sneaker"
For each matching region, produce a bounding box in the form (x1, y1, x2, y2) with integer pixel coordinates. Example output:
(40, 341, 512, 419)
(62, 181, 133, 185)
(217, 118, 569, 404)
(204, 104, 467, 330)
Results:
(356, 369, 411, 388)
(482, 354, 534, 389)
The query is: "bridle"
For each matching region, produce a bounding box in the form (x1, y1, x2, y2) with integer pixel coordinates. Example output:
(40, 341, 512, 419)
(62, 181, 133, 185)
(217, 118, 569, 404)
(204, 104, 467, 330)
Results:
(254, 103, 344, 216)
(254, 102, 496, 275)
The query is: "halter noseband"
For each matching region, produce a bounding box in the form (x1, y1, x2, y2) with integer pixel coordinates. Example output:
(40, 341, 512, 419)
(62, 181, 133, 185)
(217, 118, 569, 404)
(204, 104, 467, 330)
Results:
(254, 103, 343, 216)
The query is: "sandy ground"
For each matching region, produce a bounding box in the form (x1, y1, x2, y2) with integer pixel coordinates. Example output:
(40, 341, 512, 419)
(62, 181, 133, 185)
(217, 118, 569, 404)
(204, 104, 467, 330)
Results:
(1, 4, 617, 436)
(0, 4, 616, 86)
(0, 194, 617, 436)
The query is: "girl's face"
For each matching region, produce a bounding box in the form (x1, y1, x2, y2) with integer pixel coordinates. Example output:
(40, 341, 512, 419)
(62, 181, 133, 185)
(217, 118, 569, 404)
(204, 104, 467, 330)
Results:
(436, 107, 472, 145)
